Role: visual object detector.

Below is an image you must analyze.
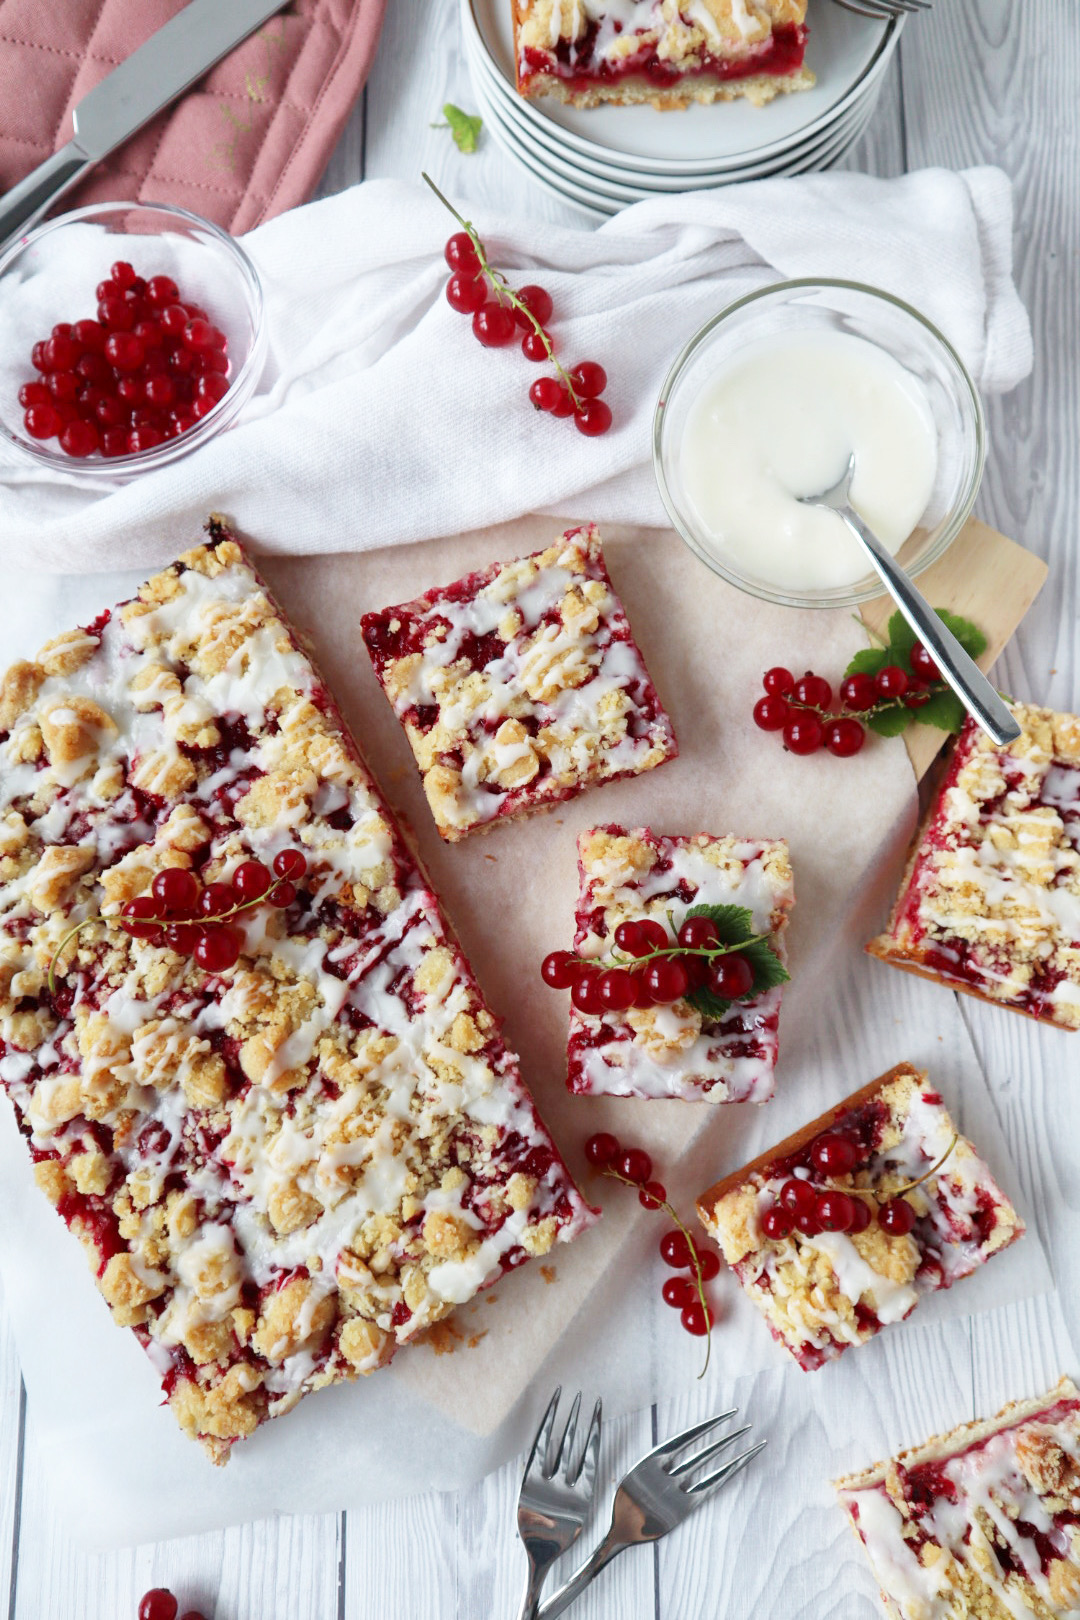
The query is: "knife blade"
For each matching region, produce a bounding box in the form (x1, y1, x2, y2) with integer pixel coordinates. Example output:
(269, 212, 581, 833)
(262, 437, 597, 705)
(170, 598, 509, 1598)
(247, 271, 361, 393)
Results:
(0, 0, 288, 253)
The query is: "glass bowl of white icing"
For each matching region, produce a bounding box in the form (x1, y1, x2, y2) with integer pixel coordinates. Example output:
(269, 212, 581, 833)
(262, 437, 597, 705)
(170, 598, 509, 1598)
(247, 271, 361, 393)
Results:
(653, 279, 986, 609)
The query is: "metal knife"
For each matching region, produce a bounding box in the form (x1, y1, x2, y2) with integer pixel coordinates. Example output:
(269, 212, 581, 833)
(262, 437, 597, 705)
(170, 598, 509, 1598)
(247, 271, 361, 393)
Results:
(0, 0, 288, 253)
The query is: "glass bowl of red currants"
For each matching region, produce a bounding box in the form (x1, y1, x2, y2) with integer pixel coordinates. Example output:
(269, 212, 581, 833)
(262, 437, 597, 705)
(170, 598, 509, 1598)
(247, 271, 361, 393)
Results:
(0, 200, 265, 478)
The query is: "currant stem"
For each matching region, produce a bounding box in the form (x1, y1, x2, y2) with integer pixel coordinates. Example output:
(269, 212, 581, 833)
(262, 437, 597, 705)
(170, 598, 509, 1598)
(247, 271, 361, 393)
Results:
(47, 917, 96, 997)
(604, 1167, 713, 1378)
(421, 171, 584, 410)
(845, 1133, 958, 1209)
(586, 936, 770, 972)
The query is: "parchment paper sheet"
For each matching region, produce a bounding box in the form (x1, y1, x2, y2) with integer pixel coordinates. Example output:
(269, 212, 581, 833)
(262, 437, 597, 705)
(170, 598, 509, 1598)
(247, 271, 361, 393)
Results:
(0, 518, 1052, 1547)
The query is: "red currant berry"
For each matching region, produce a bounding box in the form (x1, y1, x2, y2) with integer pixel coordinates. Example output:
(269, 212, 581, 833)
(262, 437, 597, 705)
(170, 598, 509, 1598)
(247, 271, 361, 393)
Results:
(696, 1249, 721, 1281)
(472, 303, 516, 347)
(521, 329, 551, 361)
(160, 303, 189, 338)
(810, 1133, 859, 1176)
(549, 386, 575, 418)
(110, 259, 137, 289)
(104, 332, 145, 372)
(753, 695, 790, 732)
(44, 333, 79, 371)
(643, 957, 689, 1004)
(680, 1302, 714, 1336)
(268, 880, 296, 908)
(444, 232, 481, 274)
(848, 1197, 873, 1235)
(761, 1204, 793, 1241)
(196, 373, 230, 408)
(570, 972, 604, 1015)
(59, 419, 99, 457)
(128, 425, 164, 452)
(598, 968, 637, 1011)
(878, 1198, 916, 1236)
(637, 919, 669, 952)
(73, 318, 106, 352)
(584, 1131, 619, 1168)
(613, 919, 646, 956)
(138, 1590, 178, 1620)
(18, 381, 50, 409)
(183, 318, 217, 352)
(30, 340, 49, 371)
(231, 860, 272, 901)
(708, 953, 753, 999)
(513, 285, 554, 327)
(574, 399, 612, 437)
(198, 882, 235, 918)
(48, 370, 79, 402)
(540, 950, 577, 989)
(815, 1190, 856, 1233)
(617, 1147, 652, 1184)
(75, 351, 112, 386)
(101, 427, 130, 457)
(194, 926, 242, 973)
(639, 1180, 667, 1210)
(824, 718, 866, 757)
(569, 361, 606, 398)
(779, 1178, 817, 1219)
(677, 916, 720, 950)
(98, 295, 135, 331)
(164, 922, 200, 955)
(661, 1276, 696, 1309)
(144, 373, 176, 408)
(904, 683, 932, 709)
(792, 673, 832, 709)
(120, 897, 165, 941)
(445, 272, 487, 315)
(529, 376, 564, 412)
(117, 376, 145, 404)
(910, 642, 941, 682)
(23, 403, 61, 439)
(875, 665, 909, 700)
(151, 868, 200, 915)
(793, 1206, 822, 1237)
(660, 1229, 692, 1268)
(762, 666, 795, 697)
(784, 714, 824, 755)
(146, 275, 179, 307)
(272, 849, 307, 881)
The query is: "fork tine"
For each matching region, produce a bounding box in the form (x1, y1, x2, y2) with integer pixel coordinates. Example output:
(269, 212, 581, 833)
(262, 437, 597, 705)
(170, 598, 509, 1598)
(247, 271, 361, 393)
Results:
(548, 1391, 582, 1478)
(569, 1398, 602, 1489)
(525, 1387, 562, 1480)
(651, 1407, 738, 1465)
(685, 1439, 767, 1497)
(667, 1423, 752, 1479)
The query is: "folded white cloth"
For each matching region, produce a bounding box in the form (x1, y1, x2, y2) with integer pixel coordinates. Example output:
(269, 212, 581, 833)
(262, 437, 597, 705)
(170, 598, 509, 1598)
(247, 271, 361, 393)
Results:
(0, 167, 1031, 572)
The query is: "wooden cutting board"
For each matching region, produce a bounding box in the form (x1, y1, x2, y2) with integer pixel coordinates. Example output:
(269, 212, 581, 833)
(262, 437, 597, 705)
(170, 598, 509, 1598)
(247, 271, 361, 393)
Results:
(859, 517, 1048, 780)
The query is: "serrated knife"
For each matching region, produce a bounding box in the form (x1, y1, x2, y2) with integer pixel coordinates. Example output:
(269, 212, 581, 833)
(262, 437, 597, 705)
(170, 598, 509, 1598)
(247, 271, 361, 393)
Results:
(0, 0, 289, 253)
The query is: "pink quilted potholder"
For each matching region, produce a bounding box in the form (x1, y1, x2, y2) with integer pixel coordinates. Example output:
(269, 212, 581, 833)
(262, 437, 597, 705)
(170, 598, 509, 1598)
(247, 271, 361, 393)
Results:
(0, 0, 387, 233)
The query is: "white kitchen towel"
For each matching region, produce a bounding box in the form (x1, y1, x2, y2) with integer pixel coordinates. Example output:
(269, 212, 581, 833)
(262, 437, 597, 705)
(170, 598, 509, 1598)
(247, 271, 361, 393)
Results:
(0, 166, 1031, 572)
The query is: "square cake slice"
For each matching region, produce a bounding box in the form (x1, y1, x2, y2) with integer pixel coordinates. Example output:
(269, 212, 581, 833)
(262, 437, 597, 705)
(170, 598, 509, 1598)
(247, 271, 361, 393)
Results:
(835, 1378, 1080, 1620)
(566, 824, 793, 1102)
(513, 0, 813, 110)
(0, 522, 594, 1464)
(697, 1063, 1022, 1370)
(868, 703, 1080, 1031)
(360, 526, 677, 842)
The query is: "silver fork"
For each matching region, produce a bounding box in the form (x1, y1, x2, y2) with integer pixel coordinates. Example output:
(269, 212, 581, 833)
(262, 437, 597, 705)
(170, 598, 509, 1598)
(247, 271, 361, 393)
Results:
(537, 1408, 764, 1620)
(832, 0, 930, 18)
(516, 1388, 603, 1620)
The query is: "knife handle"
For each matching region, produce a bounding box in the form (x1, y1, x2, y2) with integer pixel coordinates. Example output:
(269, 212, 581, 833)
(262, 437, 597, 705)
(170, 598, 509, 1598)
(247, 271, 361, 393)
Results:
(0, 144, 92, 259)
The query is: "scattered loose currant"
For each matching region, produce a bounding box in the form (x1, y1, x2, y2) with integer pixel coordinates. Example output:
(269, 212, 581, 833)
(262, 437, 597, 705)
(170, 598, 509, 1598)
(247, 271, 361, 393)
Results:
(18, 263, 232, 457)
(424, 171, 611, 435)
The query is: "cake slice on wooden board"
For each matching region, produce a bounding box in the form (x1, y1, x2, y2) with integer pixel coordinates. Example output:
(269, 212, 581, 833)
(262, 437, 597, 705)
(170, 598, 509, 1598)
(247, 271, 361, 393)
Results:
(835, 1378, 1080, 1620)
(697, 1063, 1023, 1370)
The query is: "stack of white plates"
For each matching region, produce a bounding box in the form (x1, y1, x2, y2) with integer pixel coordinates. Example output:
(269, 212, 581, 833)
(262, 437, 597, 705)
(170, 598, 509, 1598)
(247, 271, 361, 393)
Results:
(462, 0, 901, 216)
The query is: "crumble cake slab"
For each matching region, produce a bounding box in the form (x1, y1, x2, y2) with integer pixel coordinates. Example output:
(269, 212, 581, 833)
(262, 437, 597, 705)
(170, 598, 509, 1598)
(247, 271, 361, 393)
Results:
(566, 823, 793, 1101)
(868, 702, 1080, 1031)
(835, 1378, 1080, 1620)
(0, 522, 594, 1464)
(513, 0, 813, 110)
(360, 525, 677, 842)
(697, 1063, 1023, 1370)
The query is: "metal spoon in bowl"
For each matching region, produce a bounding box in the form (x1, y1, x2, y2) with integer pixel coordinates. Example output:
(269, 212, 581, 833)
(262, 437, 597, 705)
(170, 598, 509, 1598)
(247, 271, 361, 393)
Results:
(797, 453, 1021, 747)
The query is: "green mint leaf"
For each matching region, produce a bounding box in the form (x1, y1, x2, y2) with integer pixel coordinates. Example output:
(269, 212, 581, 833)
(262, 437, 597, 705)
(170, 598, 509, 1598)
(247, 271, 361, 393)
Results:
(442, 104, 482, 154)
(739, 937, 791, 994)
(886, 610, 918, 666)
(687, 985, 733, 1021)
(683, 903, 755, 944)
(935, 610, 987, 661)
(868, 706, 912, 738)
(845, 647, 888, 678)
(912, 688, 967, 733)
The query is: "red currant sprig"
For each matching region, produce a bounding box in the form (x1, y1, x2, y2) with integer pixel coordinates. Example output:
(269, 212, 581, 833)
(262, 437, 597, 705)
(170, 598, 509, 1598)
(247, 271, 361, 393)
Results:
(542, 913, 765, 1013)
(584, 1131, 719, 1371)
(424, 173, 612, 437)
(753, 640, 949, 758)
(757, 1124, 957, 1241)
(48, 849, 308, 993)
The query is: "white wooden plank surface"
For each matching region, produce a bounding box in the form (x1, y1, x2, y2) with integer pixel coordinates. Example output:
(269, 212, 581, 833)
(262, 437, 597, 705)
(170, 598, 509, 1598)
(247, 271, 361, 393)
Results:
(3, 2, 1078, 1615)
